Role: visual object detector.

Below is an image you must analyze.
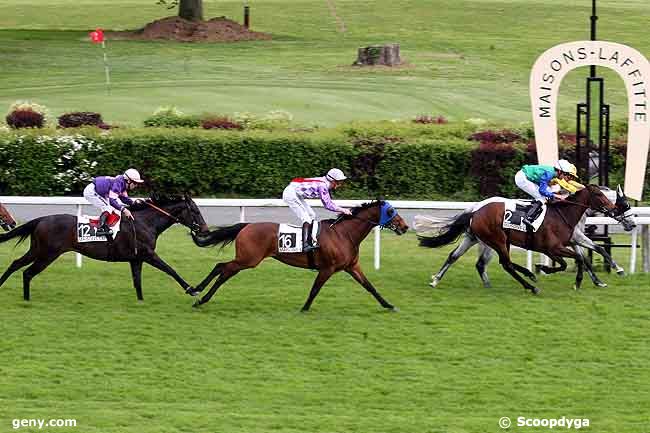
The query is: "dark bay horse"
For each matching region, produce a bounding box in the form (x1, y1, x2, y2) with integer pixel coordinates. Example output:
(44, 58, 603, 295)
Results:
(0, 202, 17, 231)
(189, 200, 409, 311)
(0, 195, 208, 301)
(418, 185, 633, 294)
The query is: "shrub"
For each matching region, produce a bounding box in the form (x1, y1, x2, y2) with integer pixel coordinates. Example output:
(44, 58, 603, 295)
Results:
(6, 110, 45, 129)
(5, 101, 49, 129)
(413, 115, 448, 124)
(232, 110, 293, 130)
(143, 106, 201, 128)
(201, 117, 244, 130)
(58, 112, 103, 128)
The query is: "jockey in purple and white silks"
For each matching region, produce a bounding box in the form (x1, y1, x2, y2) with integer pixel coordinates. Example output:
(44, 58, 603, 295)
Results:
(282, 168, 352, 251)
(83, 168, 145, 236)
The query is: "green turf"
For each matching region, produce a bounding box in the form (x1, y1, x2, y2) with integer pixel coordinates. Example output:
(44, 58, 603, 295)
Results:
(1, 0, 649, 126)
(0, 227, 649, 432)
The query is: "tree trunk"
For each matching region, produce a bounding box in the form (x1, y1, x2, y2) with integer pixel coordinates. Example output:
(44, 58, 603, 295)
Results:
(179, 0, 203, 21)
(353, 44, 401, 66)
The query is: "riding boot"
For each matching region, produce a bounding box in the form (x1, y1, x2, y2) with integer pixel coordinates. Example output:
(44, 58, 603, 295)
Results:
(310, 222, 320, 250)
(96, 212, 113, 240)
(523, 200, 543, 229)
(302, 222, 313, 252)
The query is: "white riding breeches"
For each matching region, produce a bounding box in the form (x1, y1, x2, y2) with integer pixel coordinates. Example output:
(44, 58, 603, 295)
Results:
(83, 183, 114, 214)
(283, 185, 316, 224)
(514, 170, 547, 203)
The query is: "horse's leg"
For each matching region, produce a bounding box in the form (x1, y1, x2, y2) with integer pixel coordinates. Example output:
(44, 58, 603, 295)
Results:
(483, 239, 539, 294)
(510, 262, 537, 282)
(430, 233, 476, 288)
(346, 263, 395, 310)
(130, 261, 144, 301)
(0, 250, 36, 288)
(573, 228, 624, 275)
(190, 262, 225, 295)
(144, 253, 193, 293)
(193, 261, 242, 307)
(577, 248, 607, 288)
(475, 243, 494, 288)
(22, 256, 59, 301)
(550, 246, 588, 291)
(301, 268, 335, 312)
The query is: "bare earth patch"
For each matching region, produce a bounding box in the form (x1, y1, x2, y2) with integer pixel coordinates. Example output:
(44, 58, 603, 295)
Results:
(107, 16, 272, 42)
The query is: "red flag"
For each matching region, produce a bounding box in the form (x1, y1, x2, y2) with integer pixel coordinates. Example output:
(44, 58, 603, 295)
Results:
(89, 28, 104, 43)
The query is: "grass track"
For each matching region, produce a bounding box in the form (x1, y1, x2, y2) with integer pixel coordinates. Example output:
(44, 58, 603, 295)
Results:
(1, 228, 649, 432)
(1, 0, 649, 125)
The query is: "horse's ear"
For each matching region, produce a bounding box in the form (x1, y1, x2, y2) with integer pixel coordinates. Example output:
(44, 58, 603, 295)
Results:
(616, 184, 624, 198)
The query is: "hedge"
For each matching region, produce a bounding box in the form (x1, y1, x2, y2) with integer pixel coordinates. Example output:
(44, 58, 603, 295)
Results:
(0, 126, 647, 202)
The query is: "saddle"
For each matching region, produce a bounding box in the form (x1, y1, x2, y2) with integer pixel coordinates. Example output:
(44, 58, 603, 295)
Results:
(277, 221, 321, 253)
(77, 212, 122, 242)
(502, 200, 547, 233)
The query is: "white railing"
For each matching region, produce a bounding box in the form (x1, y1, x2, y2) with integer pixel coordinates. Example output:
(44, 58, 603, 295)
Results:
(2, 196, 649, 273)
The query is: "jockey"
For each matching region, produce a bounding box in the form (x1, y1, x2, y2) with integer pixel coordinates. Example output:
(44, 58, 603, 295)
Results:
(514, 159, 581, 227)
(83, 168, 145, 237)
(282, 168, 352, 251)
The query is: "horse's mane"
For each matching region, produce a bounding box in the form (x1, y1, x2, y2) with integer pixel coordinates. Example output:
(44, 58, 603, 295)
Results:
(129, 194, 186, 211)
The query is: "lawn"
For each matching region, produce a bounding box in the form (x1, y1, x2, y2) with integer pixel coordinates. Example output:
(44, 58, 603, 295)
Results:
(0, 227, 649, 432)
(1, 0, 648, 126)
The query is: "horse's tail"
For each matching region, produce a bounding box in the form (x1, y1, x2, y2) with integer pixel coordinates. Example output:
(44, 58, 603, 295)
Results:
(0, 217, 43, 246)
(191, 223, 249, 249)
(417, 212, 473, 248)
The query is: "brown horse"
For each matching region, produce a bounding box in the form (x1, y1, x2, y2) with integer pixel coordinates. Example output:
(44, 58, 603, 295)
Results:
(0, 195, 208, 301)
(0, 202, 17, 231)
(418, 185, 633, 294)
(189, 200, 409, 311)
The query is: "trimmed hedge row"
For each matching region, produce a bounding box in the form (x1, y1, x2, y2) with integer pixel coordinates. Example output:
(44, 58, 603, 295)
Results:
(0, 127, 647, 201)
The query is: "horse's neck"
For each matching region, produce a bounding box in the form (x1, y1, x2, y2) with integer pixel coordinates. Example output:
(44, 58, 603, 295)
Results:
(135, 204, 179, 235)
(338, 211, 377, 244)
(552, 198, 588, 229)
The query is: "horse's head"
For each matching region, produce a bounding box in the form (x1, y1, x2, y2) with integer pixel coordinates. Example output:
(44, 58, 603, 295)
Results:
(579, 184, 635, 232)
(353, 200, 409, 235)
(0, 203, 17, 231)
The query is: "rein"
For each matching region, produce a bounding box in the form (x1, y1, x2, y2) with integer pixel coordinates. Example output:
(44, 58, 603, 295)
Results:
(143, 200, 199, 232)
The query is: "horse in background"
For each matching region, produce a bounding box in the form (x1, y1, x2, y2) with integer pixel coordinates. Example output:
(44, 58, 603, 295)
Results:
(0, 202, 17, 231)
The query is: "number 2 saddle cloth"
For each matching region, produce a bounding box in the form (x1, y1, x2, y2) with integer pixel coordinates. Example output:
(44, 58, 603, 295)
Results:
(472, 197, 547, 233)
(277, 221, 321, 253)
(77, 212, 122, 242)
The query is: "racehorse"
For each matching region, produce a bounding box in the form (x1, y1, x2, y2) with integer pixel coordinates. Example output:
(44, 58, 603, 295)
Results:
(189, 200, 409, 311)
(417, 186, 635, 290)
(417, 185, 634, 294)
(0, 194, 208, 301)
(0, 202, 17, 231)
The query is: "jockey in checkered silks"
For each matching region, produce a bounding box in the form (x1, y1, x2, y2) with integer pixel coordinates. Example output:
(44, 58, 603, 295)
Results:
(282, 168, 352, 251)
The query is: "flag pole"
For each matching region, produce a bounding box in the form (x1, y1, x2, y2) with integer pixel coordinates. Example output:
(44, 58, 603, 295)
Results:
(101, 40, 111, 95)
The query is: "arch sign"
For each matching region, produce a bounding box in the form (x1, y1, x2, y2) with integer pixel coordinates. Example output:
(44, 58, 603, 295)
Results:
(530, 41, 650, 200)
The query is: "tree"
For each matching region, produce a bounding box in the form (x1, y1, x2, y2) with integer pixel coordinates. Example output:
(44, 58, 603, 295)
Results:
(158, 0, 204, 21)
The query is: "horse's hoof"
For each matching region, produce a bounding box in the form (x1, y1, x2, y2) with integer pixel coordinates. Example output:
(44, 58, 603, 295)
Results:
(534, 264, 542, 274)
(430, 277, 440, 288)
(483, 282, 492, 289)
(300, 308, 310, 313)
(573, 284, 580, 291)
(596, 282, 608, 288)
(192, 300, 202, 308)
(185, 287, 199, 297)
(531, 287, 541, 295)
(388, 306, 399, 312)
(616, 268, 625, 276)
